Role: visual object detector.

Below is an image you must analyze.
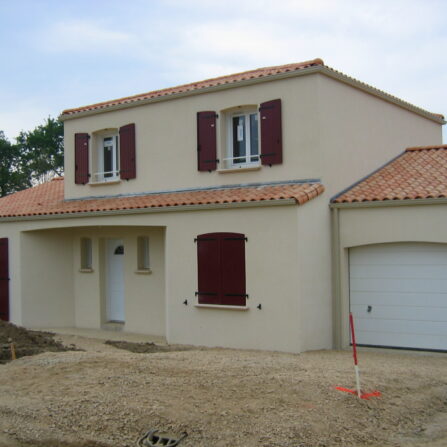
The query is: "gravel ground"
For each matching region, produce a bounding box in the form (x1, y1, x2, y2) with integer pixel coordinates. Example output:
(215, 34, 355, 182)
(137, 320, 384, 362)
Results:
(0, 333, 446, 447)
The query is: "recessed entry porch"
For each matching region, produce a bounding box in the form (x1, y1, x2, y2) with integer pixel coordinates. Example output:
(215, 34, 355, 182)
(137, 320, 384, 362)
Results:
(19, 226, 166, 339)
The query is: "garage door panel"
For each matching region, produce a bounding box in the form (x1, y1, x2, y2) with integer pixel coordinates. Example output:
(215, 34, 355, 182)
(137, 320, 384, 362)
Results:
(356, 317, 447, 337)
(351, 277, 447, 294)
(350, 264, 447, 279)
(351, 304, 447, 322)
(349, 243, 447, 351)
(351, 291, 447, 307)
(355, 330, 447, 351)
(350, 244, 447, 265)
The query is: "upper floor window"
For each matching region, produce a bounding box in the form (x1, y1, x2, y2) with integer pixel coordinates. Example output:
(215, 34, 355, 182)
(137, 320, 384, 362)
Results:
(74, 123, 136, 185)
(197, 99, 282, 172)
(95, 133, 120, 182)
(226, 110, 259, 168)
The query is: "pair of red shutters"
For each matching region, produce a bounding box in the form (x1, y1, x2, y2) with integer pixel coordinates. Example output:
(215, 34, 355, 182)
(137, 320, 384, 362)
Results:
(74, 123, 136, 184)
(198, 99, 283, 171)
(197, 233, 246, 306)
(0, 238, 9, 321)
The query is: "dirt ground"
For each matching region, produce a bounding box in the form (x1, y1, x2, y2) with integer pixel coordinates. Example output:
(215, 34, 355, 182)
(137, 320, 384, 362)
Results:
(0, 321, 76, 364)
(0, 328, 446, 447)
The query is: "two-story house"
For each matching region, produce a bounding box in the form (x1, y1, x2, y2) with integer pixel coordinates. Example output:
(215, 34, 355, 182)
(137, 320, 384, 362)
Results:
(0, 58, 444, 353)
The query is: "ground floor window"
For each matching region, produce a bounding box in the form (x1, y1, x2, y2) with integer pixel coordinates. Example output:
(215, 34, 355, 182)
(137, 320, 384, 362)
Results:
(137, 236, 150, 271)
(196, 232, 246, 306)
(80, 238, 92, 271)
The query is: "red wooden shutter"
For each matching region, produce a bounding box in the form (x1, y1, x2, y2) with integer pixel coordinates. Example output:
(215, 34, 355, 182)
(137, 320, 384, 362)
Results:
(221, 234, 246, 306)
(197, 234, 220, 305)
(0, 238, 9, 321)
(74, 133, 90, 184)
(197, 111, 218, 171)
(259, 99, 282, 166)
(120, 123, 136, 180)
(196, 232, 246, 306)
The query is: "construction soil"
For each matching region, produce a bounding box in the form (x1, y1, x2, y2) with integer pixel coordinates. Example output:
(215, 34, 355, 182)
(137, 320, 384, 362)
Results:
(0, 321, 76, 364)
(0, 325, 446, 447)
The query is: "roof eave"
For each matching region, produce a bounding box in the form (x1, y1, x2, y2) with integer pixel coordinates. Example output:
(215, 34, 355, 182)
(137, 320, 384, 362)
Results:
(0, 198, 298, 223)
(59, 65, 445, 125)
(330, 197, 447, 209)
(59, 66, 322, 121)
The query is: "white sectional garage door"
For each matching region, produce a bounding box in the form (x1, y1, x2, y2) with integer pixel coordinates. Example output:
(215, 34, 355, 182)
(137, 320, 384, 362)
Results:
(349, 243, 447, 351)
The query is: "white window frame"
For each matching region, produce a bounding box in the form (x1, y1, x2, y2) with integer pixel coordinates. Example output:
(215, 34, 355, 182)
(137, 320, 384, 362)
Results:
(224, 110, 260, 169)
(93, 133, 120, 182)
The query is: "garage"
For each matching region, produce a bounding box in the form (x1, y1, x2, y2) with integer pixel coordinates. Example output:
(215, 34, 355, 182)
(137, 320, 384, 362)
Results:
(349, 243, 447, 351)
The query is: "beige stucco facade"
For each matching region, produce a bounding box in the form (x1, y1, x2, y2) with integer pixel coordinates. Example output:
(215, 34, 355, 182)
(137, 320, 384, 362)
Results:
(62, 72, 442, 201)
(331, 201, 447, 349)
(0, 65, 444, 353)
(1, 202, 330, 353)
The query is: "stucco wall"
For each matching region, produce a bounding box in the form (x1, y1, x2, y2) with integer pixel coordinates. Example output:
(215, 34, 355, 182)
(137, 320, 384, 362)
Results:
(335, 203, 447, 347)
(63, 74, 319, 200)
(296, 195, 333, 351)
(20, 229, 75, 327)
(316, 74, 442, 194)
(1, 201, 331, 353)
(63, 72, 442, 201)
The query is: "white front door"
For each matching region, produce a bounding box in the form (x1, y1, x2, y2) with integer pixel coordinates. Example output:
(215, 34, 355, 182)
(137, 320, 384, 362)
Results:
(106, 239, 125, 322)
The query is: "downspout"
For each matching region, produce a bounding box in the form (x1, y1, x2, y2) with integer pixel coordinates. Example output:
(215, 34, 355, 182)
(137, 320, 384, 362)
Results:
(331, 206, 342, 349)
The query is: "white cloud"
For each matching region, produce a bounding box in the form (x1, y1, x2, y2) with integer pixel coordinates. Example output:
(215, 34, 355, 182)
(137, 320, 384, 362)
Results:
(38, 19, 136, 53)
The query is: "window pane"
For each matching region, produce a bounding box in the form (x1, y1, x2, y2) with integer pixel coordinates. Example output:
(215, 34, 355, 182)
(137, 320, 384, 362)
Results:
(232, 116, 246, 163)
(249, 113, 259, 162)
(137, 236, 150, 270)
(80, 238, 92, 270)
(103, 138, 113, 177)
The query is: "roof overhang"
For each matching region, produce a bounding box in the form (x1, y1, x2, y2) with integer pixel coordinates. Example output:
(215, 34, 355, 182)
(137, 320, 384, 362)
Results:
(330, 197, 447, 209)
(0, 198, 297, 223)
(59, 65, 445, 125)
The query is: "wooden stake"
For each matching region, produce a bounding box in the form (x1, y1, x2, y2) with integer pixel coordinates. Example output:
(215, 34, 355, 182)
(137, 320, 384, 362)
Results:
(10, 342, 16, 360)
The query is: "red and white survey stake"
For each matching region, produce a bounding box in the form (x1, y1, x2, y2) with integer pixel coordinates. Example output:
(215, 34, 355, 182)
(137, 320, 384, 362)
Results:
(335, 312, 381, 400)
(350, 312, 362, 398)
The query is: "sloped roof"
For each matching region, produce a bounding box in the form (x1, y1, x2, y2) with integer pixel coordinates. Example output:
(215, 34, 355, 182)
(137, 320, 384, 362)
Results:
(332, 145, 447, 204)
(0, 178, 324, 219)
(61, 59, 323, 117)
(60, 59, 444, 123)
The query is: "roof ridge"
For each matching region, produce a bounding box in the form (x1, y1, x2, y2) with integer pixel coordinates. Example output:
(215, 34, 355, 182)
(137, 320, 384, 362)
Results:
(61, 58, 324, 116)
(406, 144, 447, 151)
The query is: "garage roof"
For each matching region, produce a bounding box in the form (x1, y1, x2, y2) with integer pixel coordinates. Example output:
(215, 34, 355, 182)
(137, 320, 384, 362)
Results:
(332, 145, 447, 203)
(0, 178, 324, 220)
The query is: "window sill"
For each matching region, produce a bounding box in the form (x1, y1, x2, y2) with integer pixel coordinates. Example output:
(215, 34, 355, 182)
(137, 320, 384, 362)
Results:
(135, 269, 152, 275)
(89, 179, 121, 186)
(79, 268, 94, 273)
(194, 304, 249, 311)
(217, 165, 261, 174)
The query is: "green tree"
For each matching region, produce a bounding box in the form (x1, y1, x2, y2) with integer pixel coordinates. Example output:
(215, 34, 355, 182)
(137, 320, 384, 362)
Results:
(0, 131, 32, 197)
(16, 117, 64, 184)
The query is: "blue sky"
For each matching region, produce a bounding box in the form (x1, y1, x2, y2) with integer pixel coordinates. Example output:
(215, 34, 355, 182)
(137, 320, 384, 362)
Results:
(1, 0, 446, 141)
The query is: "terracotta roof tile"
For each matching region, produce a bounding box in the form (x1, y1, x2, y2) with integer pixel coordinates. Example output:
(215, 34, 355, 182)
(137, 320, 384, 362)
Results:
(333, 145, 447, 203)
(61, 59, 324, 116)
(0, 179, 324, 219)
